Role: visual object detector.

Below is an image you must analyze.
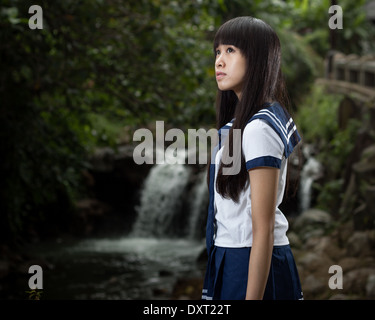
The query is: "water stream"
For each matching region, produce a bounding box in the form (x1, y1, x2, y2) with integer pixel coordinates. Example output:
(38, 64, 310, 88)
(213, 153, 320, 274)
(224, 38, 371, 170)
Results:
(27, 237, 205, 300)
(18, 144, 319, 300)
(22, 154, 207, 300)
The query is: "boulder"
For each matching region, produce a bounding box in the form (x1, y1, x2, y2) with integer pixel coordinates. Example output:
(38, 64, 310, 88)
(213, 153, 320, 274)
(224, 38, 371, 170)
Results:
(346, 231, 374, 258)
(292, 209, 332, 241)
(302, 274, 326, 298)
(366, 274, 375, 299)
(343, 268, 375, 296)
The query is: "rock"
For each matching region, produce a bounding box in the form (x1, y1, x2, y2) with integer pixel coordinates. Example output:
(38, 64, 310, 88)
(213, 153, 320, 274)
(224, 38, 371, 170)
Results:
(89, 147, 115, 172)
(305, 236, 344, 261)
(336, 220, 354, 245)
(74, 198, 113, 235)
(329, 293, 349, 300)
(343, 268, 375, 296)
(87, 145, 153, 235)
(298, 251, 333, 276)
(302, 274, 326, 298)
(159, 269, 173, 277)
(346, 231, 373, 258)
(338, 257, 362, 273)
(293, 209, 332, 232)
(75, 198, 111, 217)
(366, 274, 375, 299)
(171, 277, 203, 300)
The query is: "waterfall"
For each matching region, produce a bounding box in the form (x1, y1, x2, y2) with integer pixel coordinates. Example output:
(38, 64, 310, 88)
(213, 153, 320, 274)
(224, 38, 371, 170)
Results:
(131, 149, 208, 239)
(299, 145, 322, 212)
(132, 162, 191, 237)
(187, 171, 208, 240)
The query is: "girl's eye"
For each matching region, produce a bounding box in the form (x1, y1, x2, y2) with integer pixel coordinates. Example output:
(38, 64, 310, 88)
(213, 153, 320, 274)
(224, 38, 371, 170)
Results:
(215, 47, 235, 57)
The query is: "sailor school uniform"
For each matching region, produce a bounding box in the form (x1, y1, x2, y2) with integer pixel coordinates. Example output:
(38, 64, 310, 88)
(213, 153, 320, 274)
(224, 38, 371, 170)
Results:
(202, 102, 303, 300)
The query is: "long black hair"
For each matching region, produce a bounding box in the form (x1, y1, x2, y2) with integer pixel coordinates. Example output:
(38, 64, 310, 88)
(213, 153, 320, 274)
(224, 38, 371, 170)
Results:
(212, 16, 294, 203)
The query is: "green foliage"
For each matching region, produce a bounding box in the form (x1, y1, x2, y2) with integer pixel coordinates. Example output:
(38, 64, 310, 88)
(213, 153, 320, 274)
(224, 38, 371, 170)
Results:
(296, 85, 342, 146)
(278, 30, 323, 105)
(296, 85, 361, 212)
(0, 0, 372, 242)
(26, 289, 43, 300)
(0, 0, 220, 242)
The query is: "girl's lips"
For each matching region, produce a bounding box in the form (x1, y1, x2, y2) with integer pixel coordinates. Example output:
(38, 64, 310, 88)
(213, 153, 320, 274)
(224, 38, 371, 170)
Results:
(216, 72, 226, 80)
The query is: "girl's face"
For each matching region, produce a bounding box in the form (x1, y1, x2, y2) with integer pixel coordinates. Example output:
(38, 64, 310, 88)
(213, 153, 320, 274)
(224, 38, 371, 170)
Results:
(215, 44, 246, 98)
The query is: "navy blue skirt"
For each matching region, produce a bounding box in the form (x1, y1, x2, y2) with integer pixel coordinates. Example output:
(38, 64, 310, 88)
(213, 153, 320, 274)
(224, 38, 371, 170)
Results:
(202, 245, 303, 300)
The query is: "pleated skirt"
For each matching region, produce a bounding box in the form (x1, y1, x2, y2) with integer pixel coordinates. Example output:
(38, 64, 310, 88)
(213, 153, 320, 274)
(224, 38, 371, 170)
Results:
(202, 245, 303, 300)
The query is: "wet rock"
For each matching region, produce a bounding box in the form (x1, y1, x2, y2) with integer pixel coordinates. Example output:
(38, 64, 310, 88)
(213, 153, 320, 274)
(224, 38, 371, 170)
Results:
(171, 277, 203, 300)
(74, 198, 112, 235)
(87, 145, 153, 235)
(153, 287, 170, 297)
(75, 198, 111, 217)
(159, 269, 173, 277)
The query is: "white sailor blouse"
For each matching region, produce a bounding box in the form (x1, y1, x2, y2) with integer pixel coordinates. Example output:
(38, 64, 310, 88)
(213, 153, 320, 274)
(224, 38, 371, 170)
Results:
(205, 102, 301, 251)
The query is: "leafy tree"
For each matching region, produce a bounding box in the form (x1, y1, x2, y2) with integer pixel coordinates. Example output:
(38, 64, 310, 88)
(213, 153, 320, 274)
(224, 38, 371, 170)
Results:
(0, 0, 218, 242)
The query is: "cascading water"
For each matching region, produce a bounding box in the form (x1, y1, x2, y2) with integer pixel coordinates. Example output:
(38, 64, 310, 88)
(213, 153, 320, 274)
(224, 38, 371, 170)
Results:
(187, 171, 208, 240)
(299, 144, 322, 212)
(131, 161, 191, 237)
(131, 149, 208, 239)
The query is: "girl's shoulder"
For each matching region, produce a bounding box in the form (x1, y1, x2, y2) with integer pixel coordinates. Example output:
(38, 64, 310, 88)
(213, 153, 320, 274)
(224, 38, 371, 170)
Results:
(245, 102, 301, 158)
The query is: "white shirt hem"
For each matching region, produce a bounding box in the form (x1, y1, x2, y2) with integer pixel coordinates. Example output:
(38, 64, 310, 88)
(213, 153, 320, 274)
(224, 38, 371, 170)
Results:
(214, 238, 290, 248)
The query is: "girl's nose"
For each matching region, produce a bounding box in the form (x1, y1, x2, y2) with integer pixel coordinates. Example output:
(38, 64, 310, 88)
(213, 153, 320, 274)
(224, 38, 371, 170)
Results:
(216, 55, 225, 69)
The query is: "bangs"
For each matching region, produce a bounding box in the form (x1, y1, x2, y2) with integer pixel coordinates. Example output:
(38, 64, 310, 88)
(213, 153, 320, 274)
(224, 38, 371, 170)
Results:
(213, 16, 256, 53)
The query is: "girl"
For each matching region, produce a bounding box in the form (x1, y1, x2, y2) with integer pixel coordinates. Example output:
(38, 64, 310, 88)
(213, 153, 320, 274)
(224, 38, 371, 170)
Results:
(202, 16, 303, 300)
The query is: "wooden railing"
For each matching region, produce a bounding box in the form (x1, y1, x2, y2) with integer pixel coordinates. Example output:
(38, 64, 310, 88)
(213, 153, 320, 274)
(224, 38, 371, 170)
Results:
(317, 51, 375, 103)
(328, 52, 375, 87)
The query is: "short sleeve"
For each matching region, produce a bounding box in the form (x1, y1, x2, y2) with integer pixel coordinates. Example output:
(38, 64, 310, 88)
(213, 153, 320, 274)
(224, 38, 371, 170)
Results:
(242, 119, 284, 171)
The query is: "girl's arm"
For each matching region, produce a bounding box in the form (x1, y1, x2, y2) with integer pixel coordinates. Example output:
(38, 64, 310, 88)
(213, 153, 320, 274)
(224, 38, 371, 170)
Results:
(245, 167, 279, 300)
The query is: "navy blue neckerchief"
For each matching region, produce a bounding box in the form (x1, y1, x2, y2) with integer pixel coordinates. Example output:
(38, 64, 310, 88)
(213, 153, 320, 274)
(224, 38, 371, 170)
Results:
(205, 102, 301, 256)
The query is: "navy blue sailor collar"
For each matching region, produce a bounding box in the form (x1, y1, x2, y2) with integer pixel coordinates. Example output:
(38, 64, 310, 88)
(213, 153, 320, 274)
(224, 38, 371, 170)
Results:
(249, 102, 301, 158)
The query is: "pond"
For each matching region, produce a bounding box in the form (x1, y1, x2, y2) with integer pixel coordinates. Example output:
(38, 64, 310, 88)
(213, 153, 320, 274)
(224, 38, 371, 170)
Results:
(24, 236, 205, 300)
